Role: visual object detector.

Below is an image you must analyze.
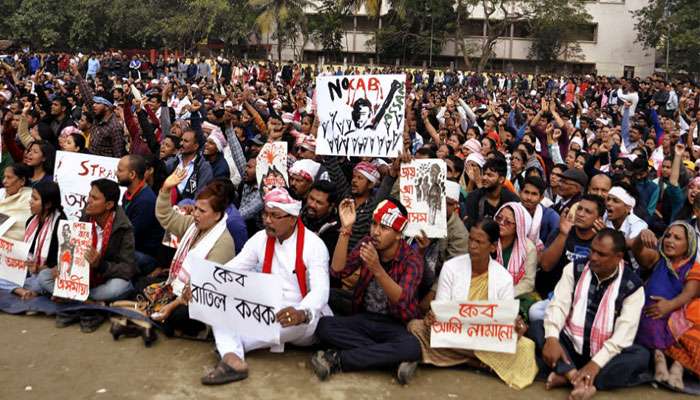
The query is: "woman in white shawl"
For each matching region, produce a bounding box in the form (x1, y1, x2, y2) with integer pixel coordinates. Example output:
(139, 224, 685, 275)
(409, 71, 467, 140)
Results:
(0, 164, 33, 241)
(494, 202, 539, 320)
(0, 181, 65, 298)
(408, 219, 538, 389)
(148, 168, 235, 336)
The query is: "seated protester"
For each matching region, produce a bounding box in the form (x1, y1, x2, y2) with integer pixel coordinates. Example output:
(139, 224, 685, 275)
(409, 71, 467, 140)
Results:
(203, 129, 230, 180)
(654, 143, 687, 225)
(0, 164, 33, 241)
(587, 174, 612, 200)
(116, 155, 164, 276)
(407, 219, 537, 389)
(206, 188, 330, 385)
(62, 132, 90, 154)
(629, 155, 660, 218)
(23, 140, 55, 186)
(148, 169, 235, 335)
(311, 198, 423, 385)
(528, 229, 651, 400)
(38, 179, 137, 302)
(551, 168, 588, 215)
(0, 182, 66, 298)
(519, 176, 559, 249)
(165, 129, 213, 204)
(463, 157, 519, 228)
(495, 202, 539, 320)
(301, 180, 340, 262)
(532, 195, 606, 321)
(211, 177, 248, 254)
(604, 183, 647, 271)
(632, 221, 700, 390)
(289, 159, 321, 201)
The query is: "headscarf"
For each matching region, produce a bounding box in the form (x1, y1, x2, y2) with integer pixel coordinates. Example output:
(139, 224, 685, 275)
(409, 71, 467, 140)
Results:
(290, 159, 320, 182)
(264, 187, 302, 216)
(462, 138, 481, 155)
(495, 202, 532, 285)
(373, 200, 407, 232)
(354, 161, 380, 184)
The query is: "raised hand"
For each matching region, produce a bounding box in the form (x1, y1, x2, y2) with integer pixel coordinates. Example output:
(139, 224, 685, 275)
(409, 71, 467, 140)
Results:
(161, 168, 188, 192)
(338, 198, 356, 229)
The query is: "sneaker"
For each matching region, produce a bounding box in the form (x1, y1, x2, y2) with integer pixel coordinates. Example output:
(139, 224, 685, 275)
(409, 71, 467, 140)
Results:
(55, 312, 80, 328)
(79, 313, 106, 333)
(397, 361, 418, 385)
(310, 350, 340, 381)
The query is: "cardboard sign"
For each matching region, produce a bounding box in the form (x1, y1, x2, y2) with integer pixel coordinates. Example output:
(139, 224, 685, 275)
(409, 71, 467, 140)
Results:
(315, 74, 406, 157)
(53, 151, 125, 220)
(52, 221, 92, 301)
(0, 238, 30, 287)
(400, 159, 447, 238)
(430, 300, 519, 354)
(189, 257, 283, 344)
(0, 213, 17, 238)
(256, 142, 288, 196)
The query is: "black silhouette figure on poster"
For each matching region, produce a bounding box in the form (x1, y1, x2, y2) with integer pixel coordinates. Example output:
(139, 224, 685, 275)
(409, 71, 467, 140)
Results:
(415, 162, 445, 225)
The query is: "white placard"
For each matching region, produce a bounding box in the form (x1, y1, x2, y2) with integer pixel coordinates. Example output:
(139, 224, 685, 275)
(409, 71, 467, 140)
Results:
(315, 74, 406, 157)
(52, 221, 92, 301)
(399, 159, 447, 238)
(256, 142, 288, 196)
(188, 257, 283, 344)
(0, 237, 30, 287)
(53, 151, 125, 220)
(0, 213, 17, 238)
(430, 300, 519, 354)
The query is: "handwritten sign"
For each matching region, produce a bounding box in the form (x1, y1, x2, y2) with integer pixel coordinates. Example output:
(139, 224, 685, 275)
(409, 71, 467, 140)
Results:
(188, 257, 283, 344)
(52, 221, 92, 301)
(315, 74, 406, 158)
(430, 300, 519, 353)
(0, 238, 30, 286)
(256, 142, 288, 196)
(400, 159, 447, 238)
(54, 151, 125, 220)
(0, 213, 17, 239)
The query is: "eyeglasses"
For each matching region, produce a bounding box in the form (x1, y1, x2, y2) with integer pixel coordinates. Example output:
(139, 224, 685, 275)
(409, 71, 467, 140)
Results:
(495, 215, 516, 227)
(262, 211, 290, 221)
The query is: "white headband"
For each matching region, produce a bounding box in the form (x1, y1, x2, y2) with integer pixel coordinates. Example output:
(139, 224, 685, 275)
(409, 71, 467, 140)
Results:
(266, 201, 302, 217)
(608, 186, 635, 208)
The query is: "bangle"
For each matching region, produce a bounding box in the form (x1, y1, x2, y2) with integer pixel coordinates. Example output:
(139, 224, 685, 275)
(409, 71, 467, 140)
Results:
(340, 226, 353, 236)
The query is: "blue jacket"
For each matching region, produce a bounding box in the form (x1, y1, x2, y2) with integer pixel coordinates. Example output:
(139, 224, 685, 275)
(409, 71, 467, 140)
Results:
(539, 205, 560, 244)
(122, 185, 164, 255)
(225, 204, 248, 254)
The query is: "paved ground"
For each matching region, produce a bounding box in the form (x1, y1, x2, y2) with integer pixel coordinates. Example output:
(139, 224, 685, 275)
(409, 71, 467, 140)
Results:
(0, 313, 694, 400)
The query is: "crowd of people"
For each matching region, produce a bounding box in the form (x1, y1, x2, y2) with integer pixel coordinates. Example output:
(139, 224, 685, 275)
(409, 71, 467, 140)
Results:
(1, 49, 699, 399)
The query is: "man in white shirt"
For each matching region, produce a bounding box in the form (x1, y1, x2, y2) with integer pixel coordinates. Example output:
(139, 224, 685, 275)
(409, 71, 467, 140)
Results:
(527, 229, 651, 400)
(202, 187, 331, 385)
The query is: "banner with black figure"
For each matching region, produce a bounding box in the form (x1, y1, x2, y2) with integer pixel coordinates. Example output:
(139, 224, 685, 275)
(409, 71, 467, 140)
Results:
(188, 257, 283, 344)
(315, 74, 406, 158)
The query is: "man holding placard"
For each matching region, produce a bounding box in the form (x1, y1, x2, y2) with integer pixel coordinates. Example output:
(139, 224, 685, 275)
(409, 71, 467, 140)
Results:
(528, 229, 651, 400)
(202, 187, 330, 385)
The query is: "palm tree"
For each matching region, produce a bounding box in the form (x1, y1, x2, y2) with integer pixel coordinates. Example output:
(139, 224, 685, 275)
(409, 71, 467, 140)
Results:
(342, 0, 384, 64)
(248, 0, 312, 62)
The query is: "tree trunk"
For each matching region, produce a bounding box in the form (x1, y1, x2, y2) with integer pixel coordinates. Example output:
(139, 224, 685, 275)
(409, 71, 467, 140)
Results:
(276, 16, 282, 62)
(454, 2, 472, 70)
(375, 17, 381, 64)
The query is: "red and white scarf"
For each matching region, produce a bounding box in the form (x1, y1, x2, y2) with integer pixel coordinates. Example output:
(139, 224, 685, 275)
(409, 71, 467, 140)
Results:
(528, 204, 545, 252)
(564, 261, 624, 357)
(262, 218, 308, 297)
(495, 202, 532, 285)
(168, 213, 229, 296)
(23, 211, 61, 266)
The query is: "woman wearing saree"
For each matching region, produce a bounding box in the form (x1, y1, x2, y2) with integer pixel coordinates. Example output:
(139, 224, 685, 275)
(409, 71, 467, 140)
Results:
(632, 221, 700, 390)
(407, 219, 538, 389)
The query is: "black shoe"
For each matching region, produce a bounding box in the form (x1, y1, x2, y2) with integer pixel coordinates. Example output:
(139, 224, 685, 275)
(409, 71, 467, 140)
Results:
(310, 350, 341, 381)
(55, 312, 80, 328)
(80, 313, 106, 333)
(397, 361, 418, 385)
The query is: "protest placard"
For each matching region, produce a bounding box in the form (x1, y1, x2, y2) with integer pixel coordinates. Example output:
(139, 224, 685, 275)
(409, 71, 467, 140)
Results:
(53, 151, 124, 220)
(0, 237, 30, 287)
(399, 159, 447, 238)
(0, 213, 17, 239)
(188, 257, 283, 344)
(256, 142, 288, 196)
(52, 221, 92, 301)
(315, 74, 406, 158)
(430, 300, 519, 354)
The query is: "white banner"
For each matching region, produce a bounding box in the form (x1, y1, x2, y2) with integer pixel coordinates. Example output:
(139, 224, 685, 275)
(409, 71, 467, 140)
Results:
(315, 74, 406, 157)
(188, 257, 283, 344)
(53, 151, 124, 220)
(430, 300, 519, 354)
(52, 221, 92, 301)
(256, 142, 288, 196)
(399, 159, 447, 238)
(0, 237, 30, 287)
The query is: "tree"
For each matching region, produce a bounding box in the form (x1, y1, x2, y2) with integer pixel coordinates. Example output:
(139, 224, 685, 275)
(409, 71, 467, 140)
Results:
(527, 0, 592, 69)
(249, 0, 312, 62)
(310, 0, 346, 62)
(343, 0, 383, 63)
(633, 0, 700, 75)
(10, 0, 69, 48)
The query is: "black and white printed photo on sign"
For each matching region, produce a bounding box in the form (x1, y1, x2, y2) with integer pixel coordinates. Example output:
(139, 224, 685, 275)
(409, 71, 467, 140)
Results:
(315, 74, 406, 158)
(399, 159, 447, 238)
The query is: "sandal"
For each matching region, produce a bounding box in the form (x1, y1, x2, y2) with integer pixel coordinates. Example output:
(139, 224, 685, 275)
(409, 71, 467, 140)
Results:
(201, 360, 248, 385)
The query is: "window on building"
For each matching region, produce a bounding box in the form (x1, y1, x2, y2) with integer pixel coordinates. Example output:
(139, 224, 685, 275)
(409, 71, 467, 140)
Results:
(463, 19, 485, 36)
(355, 16, 376, 32)
(512, 22, 532, 38)
(570, 23, 597, 42)
(341, 15, 356, 31)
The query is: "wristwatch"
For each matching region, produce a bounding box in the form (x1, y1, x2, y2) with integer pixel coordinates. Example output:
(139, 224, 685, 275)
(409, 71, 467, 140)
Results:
(302, 309, 312, 324)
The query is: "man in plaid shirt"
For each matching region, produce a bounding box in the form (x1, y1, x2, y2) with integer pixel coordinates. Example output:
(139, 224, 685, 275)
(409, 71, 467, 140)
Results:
(311, 197, 424, 385)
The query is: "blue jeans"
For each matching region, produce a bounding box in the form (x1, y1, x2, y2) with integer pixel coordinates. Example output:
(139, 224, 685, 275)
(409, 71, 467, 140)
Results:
(37, 268, 133, 301)
(134, 250, 157, 276)
(0, 275, 42, 293)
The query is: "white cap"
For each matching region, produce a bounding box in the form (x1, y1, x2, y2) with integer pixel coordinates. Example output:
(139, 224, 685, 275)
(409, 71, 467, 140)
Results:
(445, 180, 461, 202)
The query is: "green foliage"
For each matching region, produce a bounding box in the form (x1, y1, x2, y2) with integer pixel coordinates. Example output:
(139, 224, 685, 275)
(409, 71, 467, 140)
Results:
(633, 0, 700, 74)
(527, 0, 592, 67)
(248, 0, 312, 61)
(309, 0, 346, 62)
